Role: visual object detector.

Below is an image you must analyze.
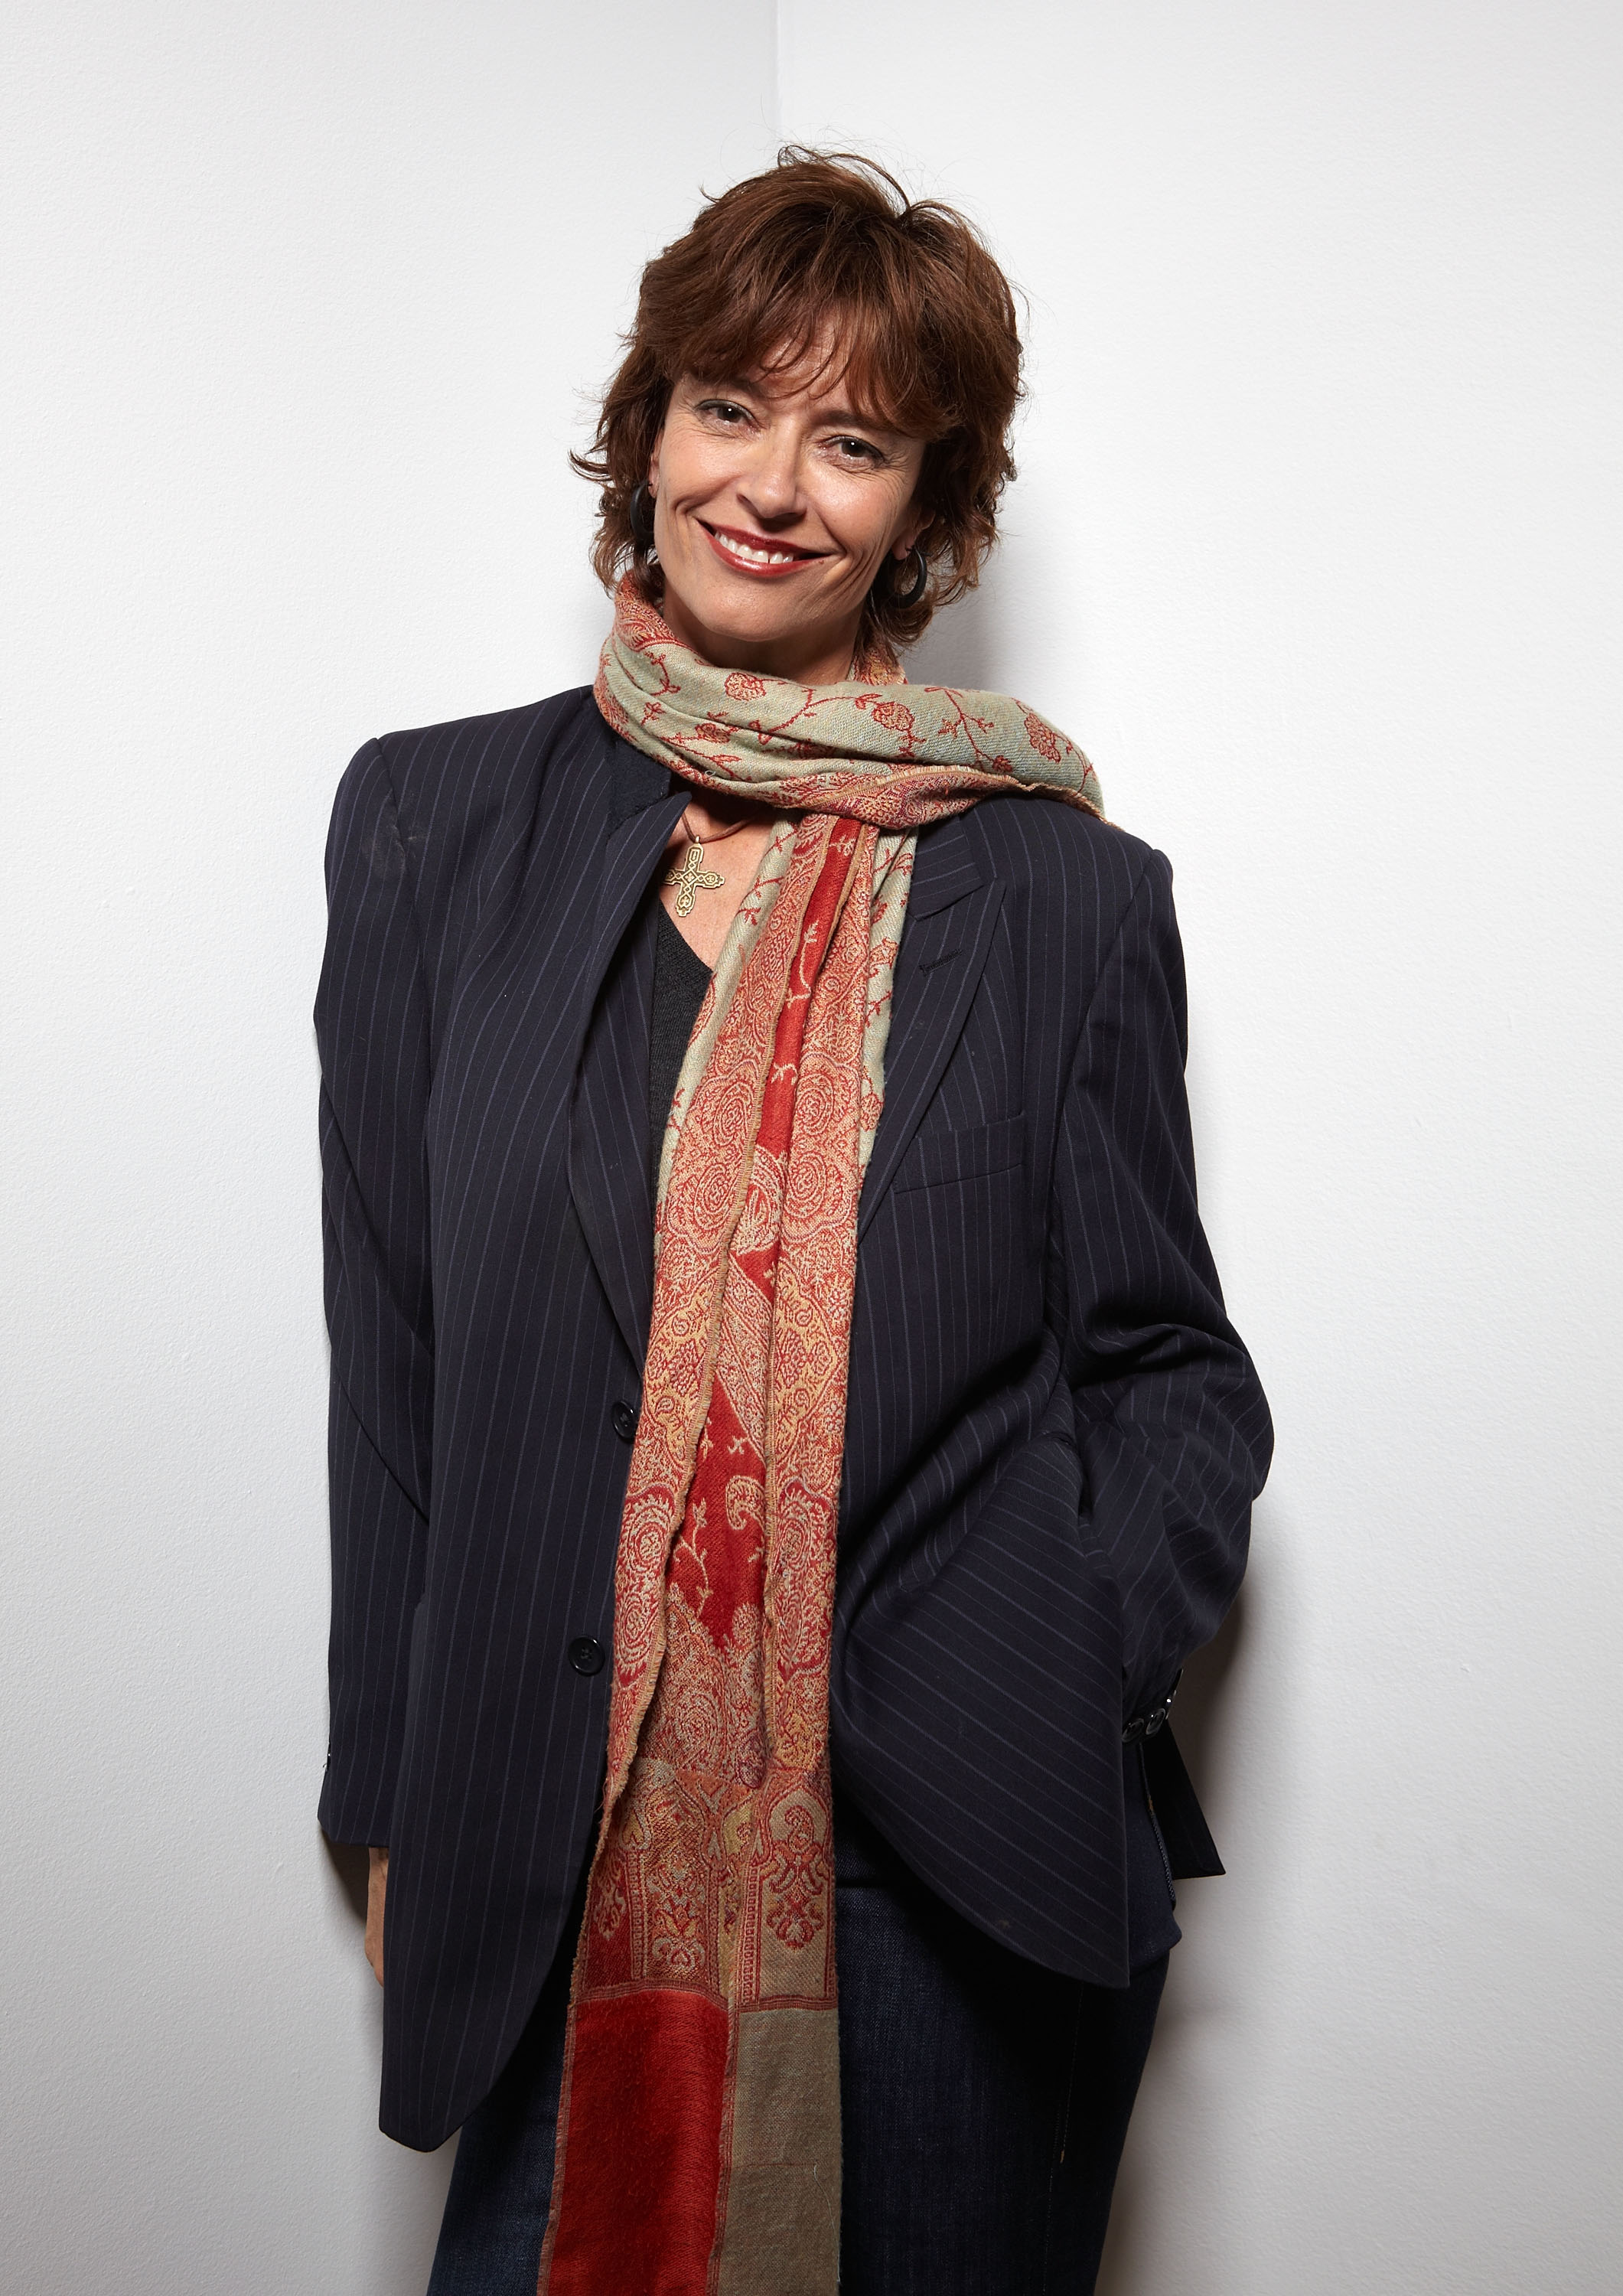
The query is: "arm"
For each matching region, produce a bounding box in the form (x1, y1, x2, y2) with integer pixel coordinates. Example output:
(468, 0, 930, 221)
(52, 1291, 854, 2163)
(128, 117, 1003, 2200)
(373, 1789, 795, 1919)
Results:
(366, 1848, 389, 1983)
(314, 739, 435, 1851)
(1054, 850, 1273, 1714)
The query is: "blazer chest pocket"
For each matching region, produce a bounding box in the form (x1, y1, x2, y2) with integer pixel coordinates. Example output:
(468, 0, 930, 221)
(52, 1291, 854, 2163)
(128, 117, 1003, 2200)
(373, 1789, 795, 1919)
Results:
(892, 1112, 1025, 1193)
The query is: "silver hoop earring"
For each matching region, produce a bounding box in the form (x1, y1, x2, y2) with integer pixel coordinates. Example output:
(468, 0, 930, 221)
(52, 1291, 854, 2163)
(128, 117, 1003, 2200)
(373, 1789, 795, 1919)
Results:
(889, 544, 929, 609)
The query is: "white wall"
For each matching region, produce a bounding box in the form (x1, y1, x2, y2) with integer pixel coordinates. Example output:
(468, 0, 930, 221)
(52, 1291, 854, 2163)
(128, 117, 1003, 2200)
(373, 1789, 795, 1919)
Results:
(3, 3, 1618, 2291)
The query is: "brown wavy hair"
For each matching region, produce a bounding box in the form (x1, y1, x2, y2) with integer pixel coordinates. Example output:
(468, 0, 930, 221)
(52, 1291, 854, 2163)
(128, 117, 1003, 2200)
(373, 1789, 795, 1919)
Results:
(572, 149, 1024, 652)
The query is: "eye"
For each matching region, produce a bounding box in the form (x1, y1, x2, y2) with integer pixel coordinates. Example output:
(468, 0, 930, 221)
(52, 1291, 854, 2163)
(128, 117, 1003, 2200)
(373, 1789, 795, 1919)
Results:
(696, 398, 754, 427)
(829, 435, 885, 465)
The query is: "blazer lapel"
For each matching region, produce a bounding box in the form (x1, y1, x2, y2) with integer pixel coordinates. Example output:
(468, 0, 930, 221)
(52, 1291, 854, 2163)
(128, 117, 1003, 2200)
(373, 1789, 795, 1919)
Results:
(568, 746, 686, 1371)
(859, 817, 1005, 1239)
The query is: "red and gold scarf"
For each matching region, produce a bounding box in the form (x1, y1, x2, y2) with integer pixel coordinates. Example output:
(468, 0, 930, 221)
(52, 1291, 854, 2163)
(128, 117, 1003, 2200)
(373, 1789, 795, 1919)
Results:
(538, 577, 1102, 2294)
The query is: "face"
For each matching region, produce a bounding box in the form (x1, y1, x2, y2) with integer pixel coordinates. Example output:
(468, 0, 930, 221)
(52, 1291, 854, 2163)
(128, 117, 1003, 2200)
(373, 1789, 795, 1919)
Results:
(647, 359, 930, 683)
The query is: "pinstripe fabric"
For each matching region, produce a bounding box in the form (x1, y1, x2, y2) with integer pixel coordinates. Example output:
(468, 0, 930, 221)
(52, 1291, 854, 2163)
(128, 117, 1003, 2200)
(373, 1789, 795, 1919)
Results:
(316, 689, 1271, 2151)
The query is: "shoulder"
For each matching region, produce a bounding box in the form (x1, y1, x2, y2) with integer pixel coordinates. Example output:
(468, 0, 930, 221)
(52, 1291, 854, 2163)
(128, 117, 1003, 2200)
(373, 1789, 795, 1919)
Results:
(324, 684, 614, 944)
(947, 797, 1186, 1056)
(329, 683, 610, 869)
(958, 791, 1169, 939)
(360, 684, 605, 831)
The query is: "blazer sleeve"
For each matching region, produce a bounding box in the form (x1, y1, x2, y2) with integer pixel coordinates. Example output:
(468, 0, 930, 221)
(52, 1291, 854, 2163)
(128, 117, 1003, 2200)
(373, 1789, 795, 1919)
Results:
(1054, 848, 1273, 1714)
(314, 740, 435, 1847)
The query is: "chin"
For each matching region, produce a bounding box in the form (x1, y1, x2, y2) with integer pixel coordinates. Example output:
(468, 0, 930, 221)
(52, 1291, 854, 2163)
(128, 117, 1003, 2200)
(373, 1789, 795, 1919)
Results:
(690, 582, 817, 654)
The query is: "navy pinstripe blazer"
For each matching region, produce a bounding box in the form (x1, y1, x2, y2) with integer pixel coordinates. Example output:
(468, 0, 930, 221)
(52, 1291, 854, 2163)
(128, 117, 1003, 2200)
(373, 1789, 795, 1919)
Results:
(316, 687, 1271, 2150)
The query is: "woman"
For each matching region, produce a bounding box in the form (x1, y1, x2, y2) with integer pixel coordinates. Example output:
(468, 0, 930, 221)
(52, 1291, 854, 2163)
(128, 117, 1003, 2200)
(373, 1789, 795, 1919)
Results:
(318, 151, 1271, 2296)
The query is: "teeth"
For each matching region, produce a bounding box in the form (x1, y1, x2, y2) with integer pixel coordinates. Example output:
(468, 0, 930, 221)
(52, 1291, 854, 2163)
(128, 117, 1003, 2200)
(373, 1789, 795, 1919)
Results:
(718, 533, 802, 567)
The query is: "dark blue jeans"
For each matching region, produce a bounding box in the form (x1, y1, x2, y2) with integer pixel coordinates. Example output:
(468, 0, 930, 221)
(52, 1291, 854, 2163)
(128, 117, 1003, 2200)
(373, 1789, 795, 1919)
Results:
(426, 1807, 1166, 2296)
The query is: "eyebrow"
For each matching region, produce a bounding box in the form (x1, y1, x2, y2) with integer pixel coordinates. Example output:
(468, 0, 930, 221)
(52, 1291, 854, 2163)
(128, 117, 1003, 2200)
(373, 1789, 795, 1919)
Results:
(819, 406, 894, 433)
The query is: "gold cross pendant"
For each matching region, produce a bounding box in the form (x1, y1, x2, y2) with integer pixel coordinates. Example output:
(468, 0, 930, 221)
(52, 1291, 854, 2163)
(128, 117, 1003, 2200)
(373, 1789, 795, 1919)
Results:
(664, 840, 725, 918)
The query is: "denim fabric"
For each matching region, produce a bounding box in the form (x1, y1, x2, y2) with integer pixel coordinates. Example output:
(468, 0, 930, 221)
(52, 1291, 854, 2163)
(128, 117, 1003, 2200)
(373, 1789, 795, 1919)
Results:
(833, 1801, 1166, 2295)
(423, 1923, 573, 2296)
(425, 1808, 1166, 2296)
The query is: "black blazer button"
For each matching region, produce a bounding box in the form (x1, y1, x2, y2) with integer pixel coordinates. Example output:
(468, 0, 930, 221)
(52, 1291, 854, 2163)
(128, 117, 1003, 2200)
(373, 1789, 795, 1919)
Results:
(569, 1636, 606, 1676)
(611, 1402, 638, 1441)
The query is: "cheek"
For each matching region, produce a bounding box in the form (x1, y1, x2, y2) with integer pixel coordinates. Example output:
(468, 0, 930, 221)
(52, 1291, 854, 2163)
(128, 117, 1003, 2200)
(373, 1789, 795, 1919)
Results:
(660, 426, 737, 508)
(818, 479, 912, 569)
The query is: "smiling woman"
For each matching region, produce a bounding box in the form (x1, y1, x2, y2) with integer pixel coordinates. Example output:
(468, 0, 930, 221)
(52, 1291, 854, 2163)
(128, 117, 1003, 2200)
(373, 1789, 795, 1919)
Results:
(575, 151, 1022, 664)
(317, 150, 1269, 2296)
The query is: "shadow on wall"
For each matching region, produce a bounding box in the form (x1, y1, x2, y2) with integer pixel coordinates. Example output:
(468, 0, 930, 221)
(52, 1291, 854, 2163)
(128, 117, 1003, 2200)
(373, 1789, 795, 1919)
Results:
(906, 574, 1012, 692)
(325, 1834, 370, 1923)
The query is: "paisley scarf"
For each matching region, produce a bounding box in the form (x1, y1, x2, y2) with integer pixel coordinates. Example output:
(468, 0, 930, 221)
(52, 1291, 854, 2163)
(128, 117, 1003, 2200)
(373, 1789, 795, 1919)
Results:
(538, 576, 1102, 2295)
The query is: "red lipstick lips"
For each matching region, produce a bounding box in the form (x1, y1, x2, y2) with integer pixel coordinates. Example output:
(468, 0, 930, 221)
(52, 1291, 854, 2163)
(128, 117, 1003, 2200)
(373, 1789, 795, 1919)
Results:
(701, 522, 826, 579)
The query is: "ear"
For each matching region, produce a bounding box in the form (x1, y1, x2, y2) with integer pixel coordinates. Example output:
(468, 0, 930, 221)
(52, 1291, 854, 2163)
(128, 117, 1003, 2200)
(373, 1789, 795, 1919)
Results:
(648, 426, 664, 496)
(893, 507, 935, 559)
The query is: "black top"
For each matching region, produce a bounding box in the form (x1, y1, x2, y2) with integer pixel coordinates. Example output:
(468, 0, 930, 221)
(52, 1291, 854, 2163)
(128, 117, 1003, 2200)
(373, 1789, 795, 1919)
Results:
(647, 901, 712, 1190)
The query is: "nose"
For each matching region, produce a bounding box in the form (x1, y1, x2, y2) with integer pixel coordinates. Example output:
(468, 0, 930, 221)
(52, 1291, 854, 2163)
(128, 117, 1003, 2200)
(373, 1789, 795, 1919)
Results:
(736, 427, 803, 526)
